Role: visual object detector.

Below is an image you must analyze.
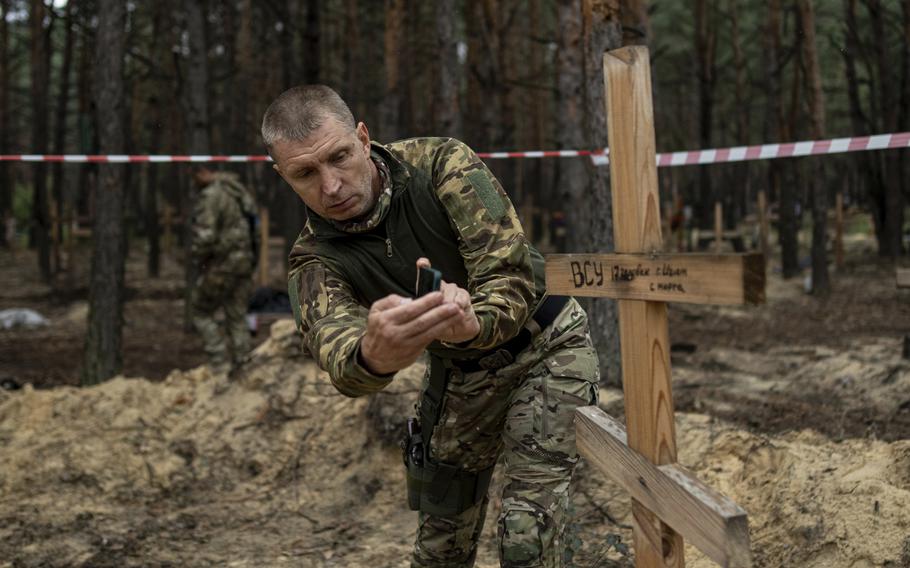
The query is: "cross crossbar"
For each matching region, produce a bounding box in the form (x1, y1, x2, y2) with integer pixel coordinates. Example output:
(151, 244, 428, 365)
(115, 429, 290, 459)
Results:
(546, 252, 765, 305)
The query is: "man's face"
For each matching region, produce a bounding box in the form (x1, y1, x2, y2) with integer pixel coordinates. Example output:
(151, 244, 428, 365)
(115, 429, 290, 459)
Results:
(271, 117, 377, 221)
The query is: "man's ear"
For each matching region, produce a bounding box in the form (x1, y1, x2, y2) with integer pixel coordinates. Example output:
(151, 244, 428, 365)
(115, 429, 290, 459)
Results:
(356, 122, 371, 152)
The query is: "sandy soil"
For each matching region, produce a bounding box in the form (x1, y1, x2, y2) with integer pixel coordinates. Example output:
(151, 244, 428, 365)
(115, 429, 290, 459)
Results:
(1, 231, 909, 567)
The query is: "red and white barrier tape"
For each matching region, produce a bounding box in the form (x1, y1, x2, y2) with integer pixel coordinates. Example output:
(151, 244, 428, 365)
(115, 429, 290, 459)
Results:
(0, 154, 272, 163)
(1, 132, 908, 166)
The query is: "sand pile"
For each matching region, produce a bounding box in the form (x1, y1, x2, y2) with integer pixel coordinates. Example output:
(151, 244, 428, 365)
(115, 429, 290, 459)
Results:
(1, 320, 909, 567)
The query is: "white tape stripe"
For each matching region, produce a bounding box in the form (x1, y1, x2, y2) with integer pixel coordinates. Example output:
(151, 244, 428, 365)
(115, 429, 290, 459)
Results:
(698, 149, 716, 164)
(792, 141, 814, 156)
(149, 155, 172, 162)
(828, 138, 850, 153)
(727, 147, 747, 162)
(670, 152, 688, 166)
(867, 134, 891, 149)
(759, 144, 779, 159)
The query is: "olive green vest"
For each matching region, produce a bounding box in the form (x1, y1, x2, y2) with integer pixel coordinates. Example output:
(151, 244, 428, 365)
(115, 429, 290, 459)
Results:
(305, 143, 546, 359)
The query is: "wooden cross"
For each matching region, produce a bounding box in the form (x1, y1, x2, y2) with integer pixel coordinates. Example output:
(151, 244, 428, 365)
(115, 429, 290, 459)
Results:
(545, 47, 761, 567)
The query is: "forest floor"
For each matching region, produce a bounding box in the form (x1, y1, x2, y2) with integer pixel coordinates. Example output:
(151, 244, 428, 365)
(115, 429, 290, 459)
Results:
(1, 226, 910, 567)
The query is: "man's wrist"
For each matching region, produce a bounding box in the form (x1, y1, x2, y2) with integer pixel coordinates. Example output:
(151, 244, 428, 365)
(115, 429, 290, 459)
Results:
(357, 338, 397, 377)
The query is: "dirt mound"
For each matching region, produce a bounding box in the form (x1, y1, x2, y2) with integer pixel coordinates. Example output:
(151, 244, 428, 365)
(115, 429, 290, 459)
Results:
(2, 320, 910, 567)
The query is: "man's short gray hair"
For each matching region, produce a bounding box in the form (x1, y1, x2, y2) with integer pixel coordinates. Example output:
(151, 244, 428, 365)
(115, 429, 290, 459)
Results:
(261, 85, 356, 151)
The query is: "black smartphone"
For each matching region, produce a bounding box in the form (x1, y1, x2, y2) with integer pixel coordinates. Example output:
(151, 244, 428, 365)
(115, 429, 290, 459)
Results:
(415, 266, 442, 297)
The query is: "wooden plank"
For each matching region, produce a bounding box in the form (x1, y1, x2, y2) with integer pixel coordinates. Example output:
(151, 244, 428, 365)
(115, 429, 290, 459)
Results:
(897, 269, 910, 289)
(603, 45, 684, 567)
(576, 407, 752, 568)
(545, 252, 765, 305)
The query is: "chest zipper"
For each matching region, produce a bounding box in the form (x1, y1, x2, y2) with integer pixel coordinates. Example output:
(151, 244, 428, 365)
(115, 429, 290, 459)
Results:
(385, 223, 394, 258)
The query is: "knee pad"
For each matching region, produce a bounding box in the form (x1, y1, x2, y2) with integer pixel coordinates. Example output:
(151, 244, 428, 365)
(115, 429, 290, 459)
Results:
(499, 503, 553, 567)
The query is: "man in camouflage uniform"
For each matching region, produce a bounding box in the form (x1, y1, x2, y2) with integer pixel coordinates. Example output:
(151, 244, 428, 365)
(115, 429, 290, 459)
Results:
(263, 85, 600, 567)
(190, 166, 258, 373)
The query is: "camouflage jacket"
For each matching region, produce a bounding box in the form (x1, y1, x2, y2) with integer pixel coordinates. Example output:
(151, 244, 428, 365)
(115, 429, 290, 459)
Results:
(288, 138, 544, 397)
(191, 172, 257, 276)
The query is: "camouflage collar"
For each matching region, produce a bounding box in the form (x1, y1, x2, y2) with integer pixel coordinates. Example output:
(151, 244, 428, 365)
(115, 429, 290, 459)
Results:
(306, 142, 411, 239)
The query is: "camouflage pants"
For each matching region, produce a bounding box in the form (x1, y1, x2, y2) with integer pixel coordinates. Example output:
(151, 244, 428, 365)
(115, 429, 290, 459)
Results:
(412, 298, 600, 568)
(191, 271, 252, 369)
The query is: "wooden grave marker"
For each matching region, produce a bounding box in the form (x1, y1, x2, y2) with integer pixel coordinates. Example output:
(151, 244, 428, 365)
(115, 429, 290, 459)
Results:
(545, 46, 760, 567)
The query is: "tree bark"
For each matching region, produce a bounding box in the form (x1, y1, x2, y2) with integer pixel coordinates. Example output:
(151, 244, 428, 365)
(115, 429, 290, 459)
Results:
(83, 0, 127, 385)
(381, 0, 404, 141)
(729, 0, 750, 227)
(183, 0, 211, 329)
(0, 0, 11, 247)
(799, 0, 830, 295)
(583, 0, 622, 387)
(867, 0, 904, 258)
(51, 0, 76, 274)
(281, 0, 305, 268)
(694, 0, 717, 230)
(769, 0, 800, 278)
(30, 0, 52, 281)
(435, 0, 462, 138)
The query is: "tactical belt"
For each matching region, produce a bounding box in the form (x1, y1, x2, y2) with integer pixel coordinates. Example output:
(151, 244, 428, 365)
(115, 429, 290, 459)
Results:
(451, 295, 570, 373)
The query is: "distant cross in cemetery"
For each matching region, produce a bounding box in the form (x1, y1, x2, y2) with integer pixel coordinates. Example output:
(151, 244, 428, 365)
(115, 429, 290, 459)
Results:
(546, 46, 765, 567)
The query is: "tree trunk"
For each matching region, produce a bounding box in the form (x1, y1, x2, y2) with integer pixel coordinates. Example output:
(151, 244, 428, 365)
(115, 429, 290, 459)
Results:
(381, 0, 404, 141)
(694, 0, 717, 231)
(465, 0, 494, 149)
(799, 0, 830, 295)
(183, 0, 211, 330)
(435, 0, 462, 138)
(582, 0, 622, 387)
(30, 0, 52, 281)
(867, 0, 904, 258)
(83, 0, 127, 385)
(770, 0, 800, 278)
(729, 0, 750, 228)
(281, 0, 305, 268)
(145, 0, 175, 278)
(0, 0, 10, 248)
(556, 0, 585, 251)
(51, 0, 76, 274)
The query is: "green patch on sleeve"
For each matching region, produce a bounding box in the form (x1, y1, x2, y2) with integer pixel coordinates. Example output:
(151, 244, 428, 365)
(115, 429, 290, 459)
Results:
(288, 273, 303, 332)
(466, 170, 506, 220)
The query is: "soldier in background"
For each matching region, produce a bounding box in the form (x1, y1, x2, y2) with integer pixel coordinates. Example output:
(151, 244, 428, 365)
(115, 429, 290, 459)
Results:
(190, 166, 258, 374)
(264, 85, 600, 567)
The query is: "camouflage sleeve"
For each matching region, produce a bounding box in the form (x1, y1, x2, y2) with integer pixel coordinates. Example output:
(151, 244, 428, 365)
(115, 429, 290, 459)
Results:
(191, 188, 218, 261)
(287, 252, 395, 397)
(431, 139, 535, 350)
